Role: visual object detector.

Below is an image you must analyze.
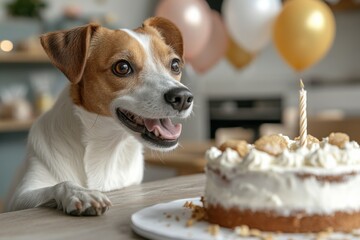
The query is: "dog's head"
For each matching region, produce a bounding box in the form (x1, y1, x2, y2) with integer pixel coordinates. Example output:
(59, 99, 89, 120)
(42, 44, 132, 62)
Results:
(40, 17, 193, 151)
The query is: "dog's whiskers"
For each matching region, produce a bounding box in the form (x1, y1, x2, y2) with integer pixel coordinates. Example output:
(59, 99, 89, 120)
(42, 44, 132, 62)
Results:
(148, 149, 166, 164)
(88, 114, 99, 131)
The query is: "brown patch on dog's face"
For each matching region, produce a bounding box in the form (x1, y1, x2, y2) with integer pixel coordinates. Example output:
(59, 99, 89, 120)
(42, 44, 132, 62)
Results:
(40, 23, 100, 84)
(71, 28, 148, 116)
(143, 17, 184, 60)
(135, 24, 184, 82)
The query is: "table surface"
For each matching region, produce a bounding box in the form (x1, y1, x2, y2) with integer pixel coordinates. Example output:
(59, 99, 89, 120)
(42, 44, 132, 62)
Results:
(144, 141, 213, 175)
(0, 174, 205, 240)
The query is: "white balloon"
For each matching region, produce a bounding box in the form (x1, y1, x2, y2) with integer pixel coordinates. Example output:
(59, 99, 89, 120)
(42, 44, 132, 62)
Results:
(223, 0, 282, 53)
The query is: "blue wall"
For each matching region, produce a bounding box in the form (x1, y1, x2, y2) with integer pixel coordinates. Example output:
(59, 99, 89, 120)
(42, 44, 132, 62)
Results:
(0, 131, 28, 199)
(0, 63, 66, 202)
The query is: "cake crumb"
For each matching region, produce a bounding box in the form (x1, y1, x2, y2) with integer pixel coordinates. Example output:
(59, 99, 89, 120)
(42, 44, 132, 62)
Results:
(325, 227, 333, 234)
(186, 219, 194, 227)
(249, 228, 262, 237)
(207, 224, 220, 236)
(183, 199, 208, 225)
(315, 231, 330, 240)
(351, 229, 360, 237)
(175, 216, 180, 221)
(234, 225, 250, 237)
(200, 196, 206, 205)
(261, 234, 273, 240)
(183, 201, 193, 208)
(166, 214, 172, 219)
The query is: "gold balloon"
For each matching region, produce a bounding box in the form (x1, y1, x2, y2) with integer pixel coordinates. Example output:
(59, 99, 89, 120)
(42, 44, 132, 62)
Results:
(273, 0, 335, 71)
(226, 37, 254, 70)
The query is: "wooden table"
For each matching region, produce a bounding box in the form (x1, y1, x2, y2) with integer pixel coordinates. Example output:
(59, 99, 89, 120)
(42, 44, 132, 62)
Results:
(0, 174, 205, 240)
(144, 141, 213, 175)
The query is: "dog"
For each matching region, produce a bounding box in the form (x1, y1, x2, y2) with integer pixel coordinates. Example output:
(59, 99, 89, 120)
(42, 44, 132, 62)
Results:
(5, 17, 193, 216)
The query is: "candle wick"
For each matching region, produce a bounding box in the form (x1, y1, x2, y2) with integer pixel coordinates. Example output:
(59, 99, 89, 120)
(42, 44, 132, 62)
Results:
(300, 79, 304, 89)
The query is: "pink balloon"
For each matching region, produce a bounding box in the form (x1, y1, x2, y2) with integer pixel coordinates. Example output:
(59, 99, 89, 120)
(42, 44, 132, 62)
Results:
(190, 11, 228, 74)
(156, 0, 211, 60)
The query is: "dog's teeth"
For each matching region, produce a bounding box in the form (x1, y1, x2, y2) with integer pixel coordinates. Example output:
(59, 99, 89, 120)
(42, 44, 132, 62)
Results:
(134, 117, 142, 125)
(154, 129, 159, 137)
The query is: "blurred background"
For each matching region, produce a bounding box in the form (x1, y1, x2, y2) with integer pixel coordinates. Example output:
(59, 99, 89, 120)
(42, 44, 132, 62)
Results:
(0, 0, 360, 210)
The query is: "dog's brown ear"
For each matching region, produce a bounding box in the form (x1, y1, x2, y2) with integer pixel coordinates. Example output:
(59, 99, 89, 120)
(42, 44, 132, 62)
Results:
(144, 17, 184, 59)
(40, 23, 100, 84)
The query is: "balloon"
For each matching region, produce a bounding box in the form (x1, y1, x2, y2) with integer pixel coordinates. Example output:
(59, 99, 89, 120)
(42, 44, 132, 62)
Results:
(155, 0, 211, 60)
(222, 0, 282, 53)
(273, 0, 335, 71)
(190, 11, 228, 74)
(226, 37, 254, 70)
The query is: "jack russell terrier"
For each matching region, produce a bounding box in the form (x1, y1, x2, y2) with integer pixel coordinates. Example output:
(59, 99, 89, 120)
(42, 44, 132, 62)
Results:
(5, 17, 193, 216)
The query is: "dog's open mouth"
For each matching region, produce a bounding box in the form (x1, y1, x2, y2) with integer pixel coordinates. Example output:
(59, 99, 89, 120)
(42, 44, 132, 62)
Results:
(116, 108, 181, 148)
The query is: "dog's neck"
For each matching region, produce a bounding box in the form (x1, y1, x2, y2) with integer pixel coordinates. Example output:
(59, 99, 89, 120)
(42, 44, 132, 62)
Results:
(42, 86, 144, 191)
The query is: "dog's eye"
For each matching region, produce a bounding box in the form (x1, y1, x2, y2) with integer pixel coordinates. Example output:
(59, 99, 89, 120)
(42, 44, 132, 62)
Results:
(170, 59, 181, 74)
(112, 60, 133, 77)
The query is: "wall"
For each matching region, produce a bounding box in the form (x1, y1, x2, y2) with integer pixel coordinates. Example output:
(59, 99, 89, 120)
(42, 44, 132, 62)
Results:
(0, 0, 157, 29)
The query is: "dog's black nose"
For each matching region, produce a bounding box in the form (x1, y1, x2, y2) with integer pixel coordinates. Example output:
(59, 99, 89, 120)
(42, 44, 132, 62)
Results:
(164, 88, 193, 111)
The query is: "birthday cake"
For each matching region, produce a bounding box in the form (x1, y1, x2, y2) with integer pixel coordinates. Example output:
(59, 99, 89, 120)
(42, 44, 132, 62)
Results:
(204, 133, 360, 232)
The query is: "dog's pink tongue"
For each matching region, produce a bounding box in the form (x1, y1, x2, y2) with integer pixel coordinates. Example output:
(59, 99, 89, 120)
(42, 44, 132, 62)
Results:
(144, 118, 182, 140)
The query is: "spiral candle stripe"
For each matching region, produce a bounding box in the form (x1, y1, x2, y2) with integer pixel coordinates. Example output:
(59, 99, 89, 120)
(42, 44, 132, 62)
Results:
(299, 79, 307, 147)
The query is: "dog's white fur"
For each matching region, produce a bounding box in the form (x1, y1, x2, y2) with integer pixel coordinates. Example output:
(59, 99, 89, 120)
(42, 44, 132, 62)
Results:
(6, 23, 192, 215)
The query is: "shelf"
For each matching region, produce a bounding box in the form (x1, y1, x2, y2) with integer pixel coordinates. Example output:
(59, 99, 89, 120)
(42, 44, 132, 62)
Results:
(0, 51, 49, 63)
(0, 119, 34, 133)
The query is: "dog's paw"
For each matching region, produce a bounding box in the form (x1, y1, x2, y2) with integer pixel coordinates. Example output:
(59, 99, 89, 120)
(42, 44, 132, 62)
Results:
(54, 181, 112, 216)
(66, 191, 111, 216)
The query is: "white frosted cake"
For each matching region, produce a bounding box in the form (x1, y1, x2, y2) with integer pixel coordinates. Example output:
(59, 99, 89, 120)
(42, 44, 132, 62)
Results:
(204, 133, 360, 232)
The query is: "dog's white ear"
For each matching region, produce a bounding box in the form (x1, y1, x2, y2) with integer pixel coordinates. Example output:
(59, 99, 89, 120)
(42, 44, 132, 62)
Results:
(40, 23, 100, 84)
(143, 17, 184, 60)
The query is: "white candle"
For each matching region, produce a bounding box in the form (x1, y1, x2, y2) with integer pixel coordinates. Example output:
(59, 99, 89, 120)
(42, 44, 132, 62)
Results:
(299, 79, 307, 147)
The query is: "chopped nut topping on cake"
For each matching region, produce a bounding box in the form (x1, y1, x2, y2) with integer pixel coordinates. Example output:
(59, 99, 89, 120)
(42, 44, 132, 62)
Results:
(328, 132, 350, 148)
(255, 134, 287, 156)
(294, 134, 320, 149)
(219, 140, 249, 157)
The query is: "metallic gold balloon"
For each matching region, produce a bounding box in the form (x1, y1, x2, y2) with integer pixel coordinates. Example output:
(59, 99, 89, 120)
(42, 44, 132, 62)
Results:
(273, 0, 335, 71)
(226, 37, 254, 70)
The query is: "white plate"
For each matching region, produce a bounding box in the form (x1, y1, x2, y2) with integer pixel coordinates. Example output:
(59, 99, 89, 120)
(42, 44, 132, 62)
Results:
(131, 197, 359, 240)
